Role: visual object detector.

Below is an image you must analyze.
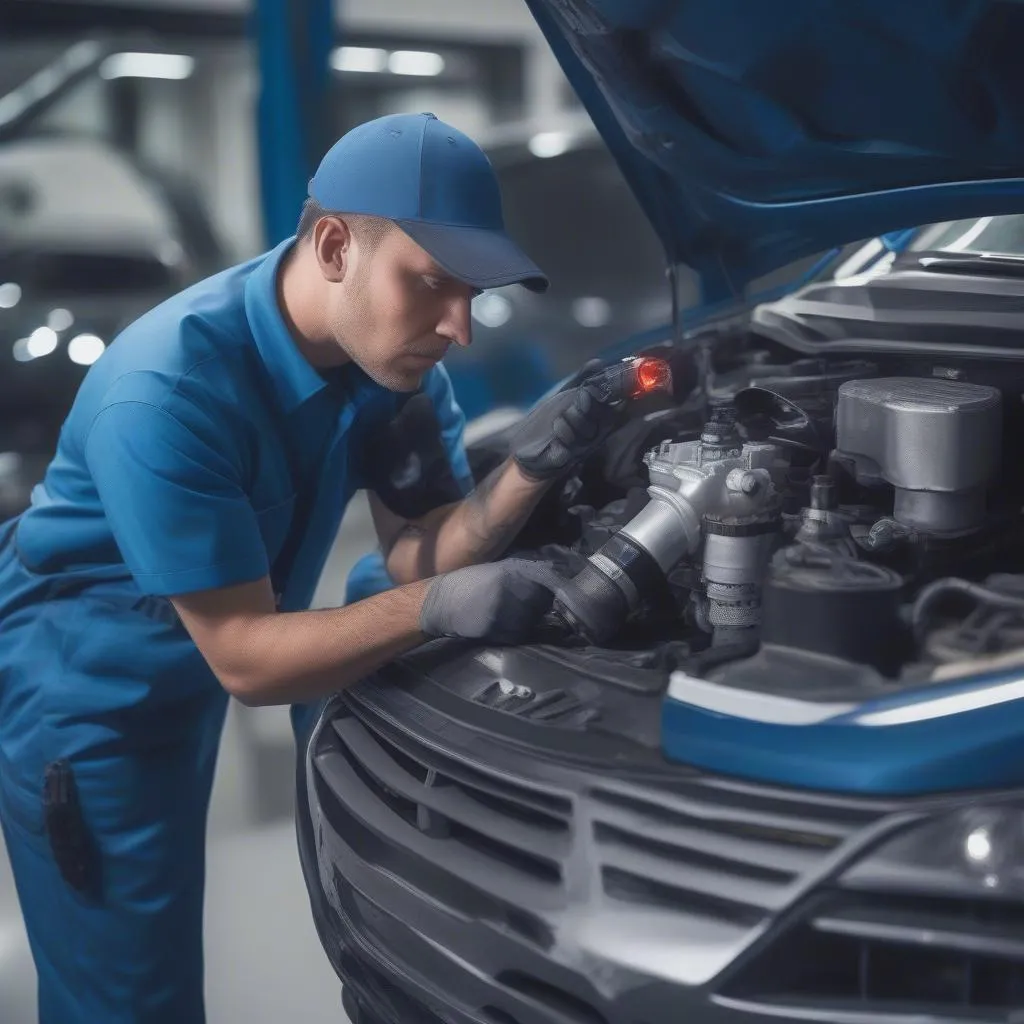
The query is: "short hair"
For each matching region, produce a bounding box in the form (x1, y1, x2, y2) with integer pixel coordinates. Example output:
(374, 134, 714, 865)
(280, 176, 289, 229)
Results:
(296, 198, 393, 252)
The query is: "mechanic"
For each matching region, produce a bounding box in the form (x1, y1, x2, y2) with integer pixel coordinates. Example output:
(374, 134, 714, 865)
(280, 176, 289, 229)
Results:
(0, 112, 620, 1024)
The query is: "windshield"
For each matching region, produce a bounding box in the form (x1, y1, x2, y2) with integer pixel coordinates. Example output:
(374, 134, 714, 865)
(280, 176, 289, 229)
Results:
(911, 215, 1024, 256)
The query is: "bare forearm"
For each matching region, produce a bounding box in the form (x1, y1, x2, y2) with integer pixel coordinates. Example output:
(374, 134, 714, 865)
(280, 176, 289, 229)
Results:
(226, 580, 430, 705)
(388, 459, 551, 580)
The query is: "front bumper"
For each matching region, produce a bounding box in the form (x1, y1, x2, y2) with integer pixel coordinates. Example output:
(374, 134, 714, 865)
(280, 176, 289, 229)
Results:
(297, 676, 1024, 1024)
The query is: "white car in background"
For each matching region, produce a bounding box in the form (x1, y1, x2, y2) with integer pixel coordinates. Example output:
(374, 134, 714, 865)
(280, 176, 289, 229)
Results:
(0, 134, 214, 516)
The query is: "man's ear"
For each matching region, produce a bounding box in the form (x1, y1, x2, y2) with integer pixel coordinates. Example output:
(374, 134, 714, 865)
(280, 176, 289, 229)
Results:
(311, 215, 353, 283)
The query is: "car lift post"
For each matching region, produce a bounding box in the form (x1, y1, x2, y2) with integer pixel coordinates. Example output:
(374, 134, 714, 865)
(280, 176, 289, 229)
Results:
(253, 0, 335, 247)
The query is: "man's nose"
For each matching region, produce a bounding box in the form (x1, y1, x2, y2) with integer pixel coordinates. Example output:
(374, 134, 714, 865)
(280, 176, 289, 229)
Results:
(437, 296, 472, 348)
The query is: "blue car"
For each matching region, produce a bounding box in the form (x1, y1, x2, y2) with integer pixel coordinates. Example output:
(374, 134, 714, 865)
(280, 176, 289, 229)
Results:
(299, 4, 1024, 1023)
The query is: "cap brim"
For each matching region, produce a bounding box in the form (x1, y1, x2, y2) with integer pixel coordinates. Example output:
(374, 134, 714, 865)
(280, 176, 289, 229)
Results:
(397, 220, 549, 293)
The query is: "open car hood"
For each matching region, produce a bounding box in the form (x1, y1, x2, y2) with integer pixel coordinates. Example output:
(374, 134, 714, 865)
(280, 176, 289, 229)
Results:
(525, 0, 1024, 299)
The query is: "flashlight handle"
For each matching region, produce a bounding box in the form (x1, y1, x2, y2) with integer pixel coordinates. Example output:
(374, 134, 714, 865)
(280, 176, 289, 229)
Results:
(581, 360, 640, 405)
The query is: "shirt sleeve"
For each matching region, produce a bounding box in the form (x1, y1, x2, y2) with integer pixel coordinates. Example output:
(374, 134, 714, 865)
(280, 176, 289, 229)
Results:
(422, 364, 473, 494)
(84, 400, 270, 596)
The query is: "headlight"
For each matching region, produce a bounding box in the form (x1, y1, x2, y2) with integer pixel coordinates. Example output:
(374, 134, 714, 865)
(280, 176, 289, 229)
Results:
(843, 802, 1024, 898)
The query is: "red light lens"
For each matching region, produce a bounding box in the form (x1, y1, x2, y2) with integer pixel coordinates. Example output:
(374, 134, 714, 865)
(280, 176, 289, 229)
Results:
(632, 357, 672, 397)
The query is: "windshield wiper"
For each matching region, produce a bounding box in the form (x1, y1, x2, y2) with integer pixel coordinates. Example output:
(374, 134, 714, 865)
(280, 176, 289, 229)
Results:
(917, 251, 1024, 278)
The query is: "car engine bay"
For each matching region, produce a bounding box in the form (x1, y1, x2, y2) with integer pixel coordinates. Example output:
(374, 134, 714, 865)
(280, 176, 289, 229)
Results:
(488, 329, 1024, 700)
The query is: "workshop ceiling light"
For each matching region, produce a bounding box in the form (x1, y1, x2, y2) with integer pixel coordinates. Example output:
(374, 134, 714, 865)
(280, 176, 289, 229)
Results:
(27, 327, 58, 359)
(0, 93, 28, 126)
(388, 51, 445, 77)
(99, 53, 195, 81)
(12, 327, 58, 363)
(68, 334, 106, 367)
(528, 131, 571, 159)
(472, 293, 513, 328)
(47, 308, 74, 333)
(331, 47, 388, 73)
(0, 283, 21, 310)
(572, 296, 612, 327)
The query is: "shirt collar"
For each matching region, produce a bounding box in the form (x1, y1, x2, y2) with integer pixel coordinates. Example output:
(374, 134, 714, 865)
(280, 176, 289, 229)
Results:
(244, 237, 343, 414)
(244, 237, 395, 421)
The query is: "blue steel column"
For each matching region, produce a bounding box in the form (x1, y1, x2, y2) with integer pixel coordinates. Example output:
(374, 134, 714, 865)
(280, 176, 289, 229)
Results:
(253, 0, 335, 246)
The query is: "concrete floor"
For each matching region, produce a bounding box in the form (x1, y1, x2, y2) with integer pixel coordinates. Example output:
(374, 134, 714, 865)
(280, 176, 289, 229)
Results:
(0, 495, 379, 1023)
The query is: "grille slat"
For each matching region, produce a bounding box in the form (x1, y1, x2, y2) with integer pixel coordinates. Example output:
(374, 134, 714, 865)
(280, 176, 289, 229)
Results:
(657, 778, 887, 829)
(326, 712, 572, 886)
(597, 830, 790, 912)
(335, 716, 571, 853)
(591, 786, 858, 847)
(601, 865, 765, 926)
(333, 716, 569, 860)
(724, 892, 1024, 1011)
(813, 904, 1024, 962)
(591, 802, 823, 879)
(335, 715, 572, 822)
(589, 784, 879, 926)
(316, 745, 565, 887)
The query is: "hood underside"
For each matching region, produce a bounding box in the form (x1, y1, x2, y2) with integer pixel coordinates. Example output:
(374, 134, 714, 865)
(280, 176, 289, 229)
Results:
(525, 0, 1024, 298)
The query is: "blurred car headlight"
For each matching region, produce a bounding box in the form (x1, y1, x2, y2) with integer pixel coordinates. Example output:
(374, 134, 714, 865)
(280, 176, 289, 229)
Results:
(843, 802, 1024, 899)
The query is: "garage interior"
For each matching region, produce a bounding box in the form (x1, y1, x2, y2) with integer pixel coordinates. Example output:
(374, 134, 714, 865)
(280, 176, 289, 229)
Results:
(0, 1, 650, 1020)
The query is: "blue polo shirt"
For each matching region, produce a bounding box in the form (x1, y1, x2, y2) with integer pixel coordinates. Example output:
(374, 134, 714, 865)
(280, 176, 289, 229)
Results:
(11, 237, 471, 614)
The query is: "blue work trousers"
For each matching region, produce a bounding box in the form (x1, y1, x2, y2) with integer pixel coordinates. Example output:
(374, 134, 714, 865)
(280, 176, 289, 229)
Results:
(0, 523, 230, 1023)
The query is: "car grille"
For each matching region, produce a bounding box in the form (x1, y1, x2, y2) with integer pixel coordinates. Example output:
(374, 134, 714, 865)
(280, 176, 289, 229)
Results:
(313, 696, 893, 953)
(721, 891, 1024, 1012)
(326, 704, 573, 887)
(589, 777, 887, 930)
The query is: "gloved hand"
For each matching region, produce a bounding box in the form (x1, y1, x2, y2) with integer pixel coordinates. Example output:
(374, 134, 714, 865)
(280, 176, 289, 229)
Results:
(510, 369, 624, 482)
(420, 558, 564, 643)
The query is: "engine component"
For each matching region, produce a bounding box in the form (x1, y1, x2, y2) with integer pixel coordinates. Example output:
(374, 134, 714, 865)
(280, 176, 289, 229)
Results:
(734, 385, 832, 455)
(793, 475, 856, 551)
(700, 512, 781, 645)
(553, 406, 787, 643)
(760, 548, 905, 675)
(835, 378, 1002, 534)
(911, 574, 1024, 643)
(915, 574, 1024, 682)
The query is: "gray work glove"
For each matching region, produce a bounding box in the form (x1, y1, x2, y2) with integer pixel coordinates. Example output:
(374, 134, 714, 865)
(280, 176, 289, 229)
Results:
(510, 369, 623, 481)
(420, 559, 563, 643)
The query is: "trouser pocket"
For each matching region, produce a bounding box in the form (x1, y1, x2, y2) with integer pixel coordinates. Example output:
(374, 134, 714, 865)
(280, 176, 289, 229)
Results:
(43, 759, 101, 901)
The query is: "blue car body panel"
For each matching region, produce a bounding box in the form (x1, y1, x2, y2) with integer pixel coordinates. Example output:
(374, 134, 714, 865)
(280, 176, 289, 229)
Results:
(662, 667, 1024, 795)
(525, 0, 1024, 299)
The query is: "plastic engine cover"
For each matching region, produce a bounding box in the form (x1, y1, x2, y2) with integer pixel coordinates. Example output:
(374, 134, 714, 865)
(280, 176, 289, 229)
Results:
(835, 377, 1001, 493)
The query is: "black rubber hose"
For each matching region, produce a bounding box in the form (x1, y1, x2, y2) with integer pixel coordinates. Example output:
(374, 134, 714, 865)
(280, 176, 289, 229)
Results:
(912, 577, 1024, 640)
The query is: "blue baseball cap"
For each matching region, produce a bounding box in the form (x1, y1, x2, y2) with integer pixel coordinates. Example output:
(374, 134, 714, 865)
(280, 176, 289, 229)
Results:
(309, 112, 548, 293)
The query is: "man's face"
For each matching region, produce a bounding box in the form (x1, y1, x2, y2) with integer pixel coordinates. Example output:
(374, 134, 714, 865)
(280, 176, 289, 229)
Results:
(332, 224, 476, 392)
